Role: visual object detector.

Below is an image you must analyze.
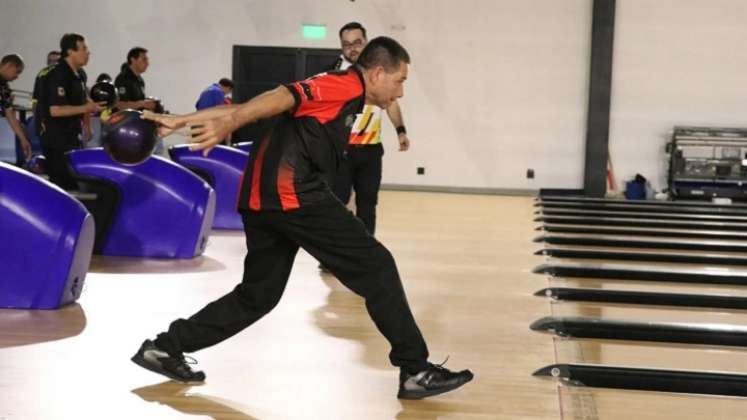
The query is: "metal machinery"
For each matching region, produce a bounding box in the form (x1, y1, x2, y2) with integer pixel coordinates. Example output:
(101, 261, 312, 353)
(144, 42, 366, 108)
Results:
(668, 126, 747, 199)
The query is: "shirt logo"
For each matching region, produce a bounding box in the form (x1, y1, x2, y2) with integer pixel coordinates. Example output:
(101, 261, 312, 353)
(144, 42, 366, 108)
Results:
(299, 83, 314, 101)
(118, 87, 126, 95)
(57, 87, 65, 96)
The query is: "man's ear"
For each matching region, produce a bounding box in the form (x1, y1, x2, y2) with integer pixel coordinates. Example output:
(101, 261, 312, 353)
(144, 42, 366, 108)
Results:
(371, 66, 386, 84)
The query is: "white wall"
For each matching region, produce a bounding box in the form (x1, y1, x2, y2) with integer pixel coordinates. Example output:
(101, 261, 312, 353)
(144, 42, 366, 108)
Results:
(610, 0, 747, 191)
(0, 0, 591, 190)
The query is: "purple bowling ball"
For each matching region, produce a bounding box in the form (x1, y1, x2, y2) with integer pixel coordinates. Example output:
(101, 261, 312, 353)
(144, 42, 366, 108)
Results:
(102, 109, 158, 165)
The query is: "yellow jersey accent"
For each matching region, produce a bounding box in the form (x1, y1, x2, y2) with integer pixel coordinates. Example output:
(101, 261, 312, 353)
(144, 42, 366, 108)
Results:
(348, 105, 382, 145)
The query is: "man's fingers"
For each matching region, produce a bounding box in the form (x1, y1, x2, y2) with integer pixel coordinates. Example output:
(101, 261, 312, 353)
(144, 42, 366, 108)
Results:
(189, 124, 207, 137)
(188, 139, 214, 151)
(158, 126, 175, 137)
(141, 110, 157, 120)
(189, 131, 214, 144)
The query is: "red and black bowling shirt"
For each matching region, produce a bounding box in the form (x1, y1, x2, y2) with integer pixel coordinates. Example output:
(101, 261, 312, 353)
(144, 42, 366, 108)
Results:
(237, 67, 365, 212)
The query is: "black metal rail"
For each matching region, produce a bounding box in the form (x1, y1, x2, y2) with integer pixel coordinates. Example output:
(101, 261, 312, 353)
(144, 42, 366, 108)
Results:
(533, 364, 747, 397)
(535, 235, 747, 252)
(537, 196, 747, 210)
(536, 208, 747, 223)
(537, 200, 747, 216)
(537, 248, 747, 265)
(537, 225, 747, 241)
(534, 262, 747, 285)
(535, 287, 747, 310)
(536, 215, 747, 231)
(530, 316, 747, 347)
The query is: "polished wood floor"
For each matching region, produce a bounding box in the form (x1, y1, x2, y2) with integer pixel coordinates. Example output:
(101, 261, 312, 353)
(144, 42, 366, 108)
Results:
(6, 192, 747, 419)
(0, 192, 557, 420)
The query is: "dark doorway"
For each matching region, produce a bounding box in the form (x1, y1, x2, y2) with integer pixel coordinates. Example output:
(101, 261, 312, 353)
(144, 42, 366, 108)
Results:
(231, 46, 340, 142)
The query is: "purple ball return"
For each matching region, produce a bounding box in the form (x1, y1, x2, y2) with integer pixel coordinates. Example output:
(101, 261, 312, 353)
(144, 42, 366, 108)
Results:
(169, 144, 248, 230)
(0, 162, 94, 309)
(67, 148, 215, 258)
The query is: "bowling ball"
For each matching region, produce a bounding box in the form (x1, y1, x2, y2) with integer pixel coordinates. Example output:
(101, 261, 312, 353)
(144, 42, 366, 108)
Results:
(25, 154, 47, 174)
(90, 82, 118, 107)
(101, 109, 158, 165)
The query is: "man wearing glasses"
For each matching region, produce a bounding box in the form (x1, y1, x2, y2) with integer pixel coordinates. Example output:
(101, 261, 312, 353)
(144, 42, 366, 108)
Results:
(327, 22, 411, 240)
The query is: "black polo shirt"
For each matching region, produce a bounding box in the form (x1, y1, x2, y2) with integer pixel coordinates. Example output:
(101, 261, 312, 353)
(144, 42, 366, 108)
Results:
(114, 66, 146, 103)
(42, 59, 88, 148)
(236, 67, 366, 211)
(32, 64, 56, 132)
(0, 79, 12, 115)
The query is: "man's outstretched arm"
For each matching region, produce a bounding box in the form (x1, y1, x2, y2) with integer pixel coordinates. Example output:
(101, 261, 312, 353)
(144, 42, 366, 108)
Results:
(144, 86, 295, 155)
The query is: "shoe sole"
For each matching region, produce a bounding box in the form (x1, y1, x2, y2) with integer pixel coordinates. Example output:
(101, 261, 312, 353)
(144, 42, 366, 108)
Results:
(397, 375, 473, 400)
(130, 354, 205, 384)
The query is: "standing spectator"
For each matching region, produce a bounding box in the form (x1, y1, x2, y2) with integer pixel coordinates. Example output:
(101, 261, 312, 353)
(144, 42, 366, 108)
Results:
(0, 54, 32, 160)
(329, 22, 411, 237)
(37, 33, 102, 189)
(115, 47, 156, 111)
(46, 50, 61, 66)
(196, 78, 233, 110)
(195, 78, 234, 144)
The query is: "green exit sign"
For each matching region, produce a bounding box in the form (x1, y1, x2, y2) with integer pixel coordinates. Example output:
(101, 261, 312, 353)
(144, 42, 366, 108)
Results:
(302, 24, 327, 39)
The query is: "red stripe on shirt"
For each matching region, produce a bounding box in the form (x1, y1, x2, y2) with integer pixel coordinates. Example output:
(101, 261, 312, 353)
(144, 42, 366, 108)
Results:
(248, 140, 269, 210)
(277, 162, 300, 211)
(290, 71, 363, 124)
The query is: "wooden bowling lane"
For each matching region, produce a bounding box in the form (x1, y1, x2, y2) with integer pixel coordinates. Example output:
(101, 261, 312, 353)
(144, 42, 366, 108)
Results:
(534, 197, 747, 418)
(557, 385, 747, 419)
(0, 193, 560, 420)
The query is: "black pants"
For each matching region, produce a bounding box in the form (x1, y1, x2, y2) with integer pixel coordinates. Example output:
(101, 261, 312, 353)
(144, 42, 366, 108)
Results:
(41, 133, 80, 190)
(156, 200, 430, 372)
(332, 144, 383, 235)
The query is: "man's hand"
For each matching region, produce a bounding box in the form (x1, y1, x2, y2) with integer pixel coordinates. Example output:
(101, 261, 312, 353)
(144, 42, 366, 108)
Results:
(398, 133, 410, 151)
(19, 138, 31, 159)
(140, 99, 157, 111)
(188, 113, 237, 156)
(142, 110, 186, 137)
(84, 125, 93, 143)
(85, 100, 106, 114)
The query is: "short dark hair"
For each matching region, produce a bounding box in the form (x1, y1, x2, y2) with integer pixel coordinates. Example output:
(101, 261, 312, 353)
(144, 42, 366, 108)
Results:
(47, 51, 61, 58)
(0, 54, 24, 68)
(339, 22, 367, 39)
(218, 78, 233, 88)
(356, 36, 410, 72)
(60, 33, 85, 58)
(127, 47, 148, 64)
